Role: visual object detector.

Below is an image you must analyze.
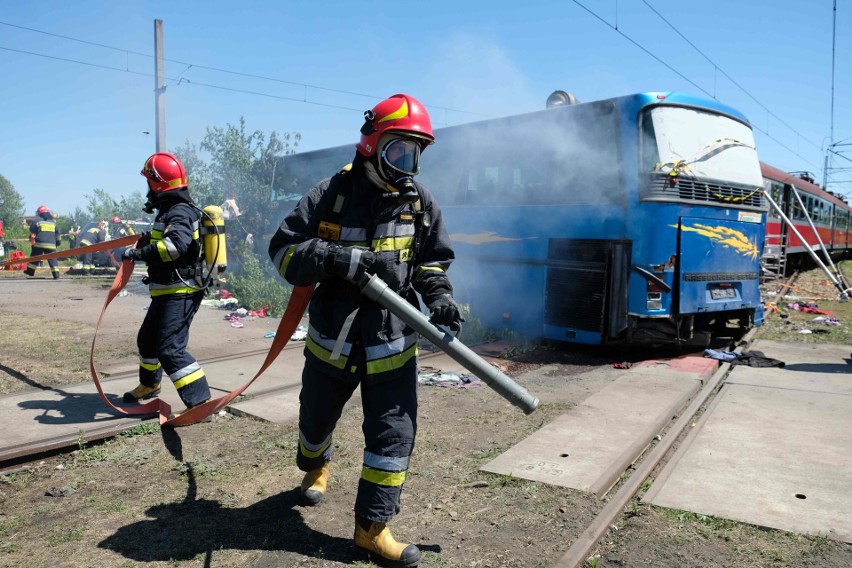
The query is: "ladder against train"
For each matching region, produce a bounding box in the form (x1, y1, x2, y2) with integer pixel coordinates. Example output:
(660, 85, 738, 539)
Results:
(761, 233, 787, 282)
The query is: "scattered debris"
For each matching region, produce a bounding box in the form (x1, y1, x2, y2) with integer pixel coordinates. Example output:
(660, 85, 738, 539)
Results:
(45, 486, 76, 498)
(418, 367, 482, 388)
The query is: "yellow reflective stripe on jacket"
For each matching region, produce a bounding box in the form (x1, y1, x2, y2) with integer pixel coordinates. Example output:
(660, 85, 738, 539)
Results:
(372, 235, 415, 253)
(149, 286, 202, 297)
(361, 466, 407, 487)
(156, 240, 172, 262)
(276, 245, 297, 277)
(306, 334, 348, 370)
(416, 265, 445, 275)
(365, 343, 417, 375)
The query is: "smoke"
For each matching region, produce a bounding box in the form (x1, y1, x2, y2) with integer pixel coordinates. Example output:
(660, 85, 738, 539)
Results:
(420, 32, 541, 124)
(420, 99, 625, 209)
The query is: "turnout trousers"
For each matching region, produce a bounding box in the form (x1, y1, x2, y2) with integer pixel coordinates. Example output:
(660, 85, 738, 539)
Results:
(136, 291, 211, 407)
(296, 358, 418, 522)
(25, 246, 59, 277)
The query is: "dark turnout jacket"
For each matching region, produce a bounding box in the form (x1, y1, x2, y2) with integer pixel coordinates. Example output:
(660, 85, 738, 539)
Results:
(30, 215, 60, 250)
(269, 166, 455, 381)
(134, 200, 203, 295)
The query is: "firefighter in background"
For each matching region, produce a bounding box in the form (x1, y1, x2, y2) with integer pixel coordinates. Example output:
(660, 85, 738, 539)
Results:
(76, 220, 107, 273)
(120, 152, 211, 413)
(67, 219, 81, 249)
(25, 205, 61, 279)
(269, 94, 463, 567)
(110, 216, 135, 258)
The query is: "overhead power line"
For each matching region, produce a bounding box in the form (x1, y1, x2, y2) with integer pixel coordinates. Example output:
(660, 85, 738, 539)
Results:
(640, 0, 823, 154)
(0, 20, 489, 119)
(570, 0, 828, 172)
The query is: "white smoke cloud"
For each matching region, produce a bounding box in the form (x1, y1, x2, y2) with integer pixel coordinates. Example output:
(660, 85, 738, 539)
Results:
(420, 32, 541, 125)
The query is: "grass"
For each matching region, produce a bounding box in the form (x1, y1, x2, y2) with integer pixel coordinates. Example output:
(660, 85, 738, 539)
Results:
(120, 422, 160, 438)
(758, 259, 852, 344)
(46, 526, 86, 546)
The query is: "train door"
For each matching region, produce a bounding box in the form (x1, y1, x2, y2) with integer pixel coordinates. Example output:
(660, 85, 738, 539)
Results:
(543, 238, 631, 344)
(676, 216, 763, 316)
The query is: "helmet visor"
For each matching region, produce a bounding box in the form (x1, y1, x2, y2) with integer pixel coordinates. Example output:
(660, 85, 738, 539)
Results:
(381, 138, 421, 177)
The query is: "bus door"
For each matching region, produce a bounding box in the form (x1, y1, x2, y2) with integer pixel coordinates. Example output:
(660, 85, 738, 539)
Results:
(677, 216, 763, 315)
(543, 238, 631, 344)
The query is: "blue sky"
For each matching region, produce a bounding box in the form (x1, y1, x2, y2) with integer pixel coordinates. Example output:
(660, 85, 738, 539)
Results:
(1, 0, 849, 215)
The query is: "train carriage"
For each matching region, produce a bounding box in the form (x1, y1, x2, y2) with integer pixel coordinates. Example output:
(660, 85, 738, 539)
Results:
(274, 91, 768, 345)
(762, 163, 852, 268)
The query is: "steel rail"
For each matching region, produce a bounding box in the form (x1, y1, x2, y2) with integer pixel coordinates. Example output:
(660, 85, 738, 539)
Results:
(553, 324, 760, 568)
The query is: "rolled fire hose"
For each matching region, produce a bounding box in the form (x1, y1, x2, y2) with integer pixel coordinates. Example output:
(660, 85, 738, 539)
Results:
(360, 274, 540, 415)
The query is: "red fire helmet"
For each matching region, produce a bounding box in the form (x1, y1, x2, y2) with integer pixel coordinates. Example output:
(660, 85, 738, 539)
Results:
(36, 205, 50, 215)
(140, 152, 188, 193)
(111, 216, 122, 224)
(356, 94, 434, 158)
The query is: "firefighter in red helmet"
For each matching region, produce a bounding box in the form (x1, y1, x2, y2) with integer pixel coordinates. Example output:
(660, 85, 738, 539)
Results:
(120, 152, 211, 414)
(269, 94, 463, 567)
(109, 215, 135, 258)
(25, 205, 61, 279)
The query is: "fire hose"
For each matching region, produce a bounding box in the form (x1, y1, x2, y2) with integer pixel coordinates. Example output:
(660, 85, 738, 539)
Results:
(0, 234, 141, 269)
(9, 239, 538, 422)
(360, 274, 540, 415)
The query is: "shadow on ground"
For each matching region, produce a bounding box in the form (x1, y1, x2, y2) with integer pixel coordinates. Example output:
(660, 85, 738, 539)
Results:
(99, 428, 440, 565)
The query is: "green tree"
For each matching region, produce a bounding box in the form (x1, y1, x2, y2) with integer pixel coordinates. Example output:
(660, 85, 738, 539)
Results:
(116, 190, 148, 221)
(173, 142, 216, 207)
(200, 117, 301, 243)
(84, 188, 119, 224)
(0, 173, 25, 236)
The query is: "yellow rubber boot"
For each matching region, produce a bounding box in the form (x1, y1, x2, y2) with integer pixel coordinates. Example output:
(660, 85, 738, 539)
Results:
(354, 517, 421, 568)
(122, 383, 161, 403)
(300, 462, 330, 506)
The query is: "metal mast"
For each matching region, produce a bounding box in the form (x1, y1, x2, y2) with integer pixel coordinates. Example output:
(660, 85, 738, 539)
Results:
(154, 19, 166, 152)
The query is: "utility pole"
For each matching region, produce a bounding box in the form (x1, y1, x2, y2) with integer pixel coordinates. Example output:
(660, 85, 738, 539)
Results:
(822, 0, 837, 188)
(154, 19, 166, 152)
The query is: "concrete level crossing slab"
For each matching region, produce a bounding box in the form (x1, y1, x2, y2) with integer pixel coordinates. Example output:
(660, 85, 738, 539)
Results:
(643, 341, 852, 543)
(0, 343, 309, 465)
(480, 357, 712, 497)
(725, 340, 852, 395)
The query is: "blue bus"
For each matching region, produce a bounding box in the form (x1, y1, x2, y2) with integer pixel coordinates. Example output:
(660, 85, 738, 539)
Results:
(274, 91, 766, 346)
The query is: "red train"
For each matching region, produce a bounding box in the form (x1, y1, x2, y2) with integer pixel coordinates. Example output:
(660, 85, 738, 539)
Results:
(762, 162, 852, 273)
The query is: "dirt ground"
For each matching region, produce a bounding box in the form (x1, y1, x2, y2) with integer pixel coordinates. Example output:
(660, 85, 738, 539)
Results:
(1, 264, 851, 568)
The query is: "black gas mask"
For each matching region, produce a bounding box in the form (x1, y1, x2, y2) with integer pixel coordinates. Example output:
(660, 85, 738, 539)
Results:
(142, 190, 156, 214)
(377, 137, 423, 204)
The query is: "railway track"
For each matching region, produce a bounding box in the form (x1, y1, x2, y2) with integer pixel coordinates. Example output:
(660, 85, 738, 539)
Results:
(0, 274, 800, 567)
(553, 272, 799, 567)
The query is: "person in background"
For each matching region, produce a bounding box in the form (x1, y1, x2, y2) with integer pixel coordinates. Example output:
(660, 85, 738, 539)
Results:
(25, 205, 61, 279)
(67, 219, 81, 249)
(120, 152, 211, 416)
(76, 220, 107, 274)
(110, 215, 136, 259)
(268, 93, 463, 568)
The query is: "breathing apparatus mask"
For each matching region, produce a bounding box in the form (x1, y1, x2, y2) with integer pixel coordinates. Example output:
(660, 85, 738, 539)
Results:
(143, 190, 156, 214)
(372, 135, 424, 205)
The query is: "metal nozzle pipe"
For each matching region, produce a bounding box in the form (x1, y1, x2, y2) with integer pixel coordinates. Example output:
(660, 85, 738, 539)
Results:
(360, 274, 540, 414)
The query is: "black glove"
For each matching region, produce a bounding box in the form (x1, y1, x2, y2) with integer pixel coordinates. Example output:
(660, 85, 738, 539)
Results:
(427, 293, 465, 331)
(136, 232, 151, 248)
(324, 245, 375, 284)
(121, 248, 141, 261)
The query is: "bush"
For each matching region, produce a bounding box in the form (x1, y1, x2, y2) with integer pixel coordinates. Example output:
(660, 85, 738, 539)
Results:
(225, 242, 293, 317)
